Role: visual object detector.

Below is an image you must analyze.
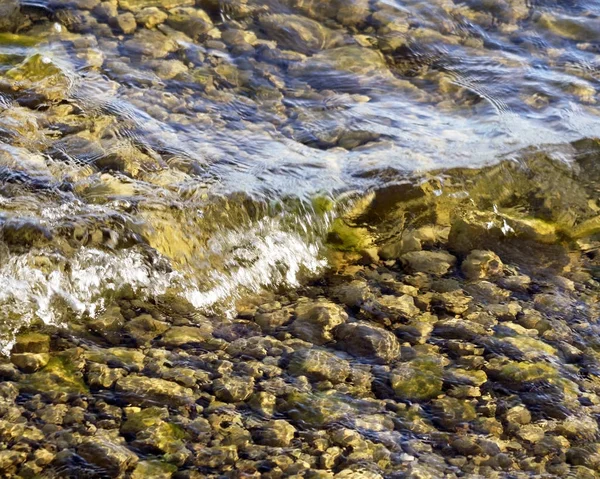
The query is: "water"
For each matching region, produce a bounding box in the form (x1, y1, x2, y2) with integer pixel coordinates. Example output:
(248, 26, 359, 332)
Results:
(0, 0, 600, 345)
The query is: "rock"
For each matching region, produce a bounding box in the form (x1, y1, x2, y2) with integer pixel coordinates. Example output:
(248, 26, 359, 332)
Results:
(166, 7, 213, 40)
(4, 55, 71, 106)
(288, 348, 351, 383)
(113, 12, 137, 33)
(255, 308, 292, 333)
(0, 450, 26, 475)
(0, 0, 21, 32)
(194, 445, 238, 469)
(252, 419, 296, 447)
(390, 356, 444, 401)
(121, 407, 169, 435)
(291, 299, 347, 345)
(20, 356, 88, 395)
(331, 280, 373, 308)
(135, 7, 168, 28)
(10, 353, 49, 373)
(505, 405, 531, 425)
(124, 314, 170, 346)
(118, 0, 194, 12)
(461, 250, 504, 280)
(283, 391, 353, 426)
(160, 325, 213, 348)
(335, 322, 400, 364)
(77, 437, 138, 477)
(291, 0, 370, 26)
(12, 332, 50, 354)
(431, 397, 477, 430)
(115, 376, 194, 406)
(375, 294, 420, 319)
(259, 14, 344, 54)
(89, 307, 125, 345)
(401, 250, 457, 275)
(123, 29, 179, 58)
(213, 376, 254, 402)
(248, 391, 277, 416)
(131, 460, 177, 479)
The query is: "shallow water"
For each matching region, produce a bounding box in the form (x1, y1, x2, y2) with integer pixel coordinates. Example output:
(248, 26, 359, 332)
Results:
(0, 0, 599, 348)
(0, 0, 597, 343)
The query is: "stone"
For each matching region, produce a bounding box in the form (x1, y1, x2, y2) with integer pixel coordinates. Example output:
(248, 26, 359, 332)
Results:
(291, 299, 347, 345)
(89, 307, 125, 345)
(4, 54, 71, 105)
(461, 250, 504, 280)
(11, 353, 49, 373)
(113, 12, 137, 33)
(135, 7, 168, 28)
(283, 391, 354, 426)
(194, 445, 238, 469)
(160, 325, 213, 348)
(12, 332, 50, 354)
(259, 14, 344, 54)
(213, 376, 254, 402)
(248, 391, 277, 417)
(252, 419, 296, 447)
(115, 376, 194, 406)
(390, 357, 444, 401)
(124, 314, 170, 346)
(166, 7, 213, 40)
(20, 356, 88, 395)
(121, 407, 169, 435)
(288, 348, 351, 383)
(118, 0, 193, 12)
(0, 450, 26, 475)
(376, 294, 420, 319)
(131, 460, 177, 479)
(0, 0, 21, 32)
(77, 437, 138, 476)
(335, 322, 400, 364)
(123, 29, 179, 58)
(401, 250, 457, 275)
(431, 397, 477, 430)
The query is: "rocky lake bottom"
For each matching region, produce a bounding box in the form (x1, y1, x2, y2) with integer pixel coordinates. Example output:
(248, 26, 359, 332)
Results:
(1, 0, 600, 477)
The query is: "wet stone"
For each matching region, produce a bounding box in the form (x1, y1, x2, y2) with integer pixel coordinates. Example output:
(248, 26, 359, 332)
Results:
(77, 437, 138, 477)
(401, 250, 457, 276)
(115, 375, 194, 406)
(291, 299, 347, 345)
(252, 419, 296, 447)
(213, 376, 254, 402)
(461, 250, 504, 281)
(288, 348, 351, 383)
(335, 321, 400, 364)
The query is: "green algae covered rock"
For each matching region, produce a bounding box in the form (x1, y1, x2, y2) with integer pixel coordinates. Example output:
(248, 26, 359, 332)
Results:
(20, 356, 88, 395)
(4, 54, 71, 104)
(131, 460, 177, 479)
(121, 407, 169, 435)
(390, 356, 444, 401)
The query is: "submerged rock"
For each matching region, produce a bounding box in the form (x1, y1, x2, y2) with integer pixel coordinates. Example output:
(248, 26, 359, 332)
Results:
(288, 348, 351, 383)
(291, 299, 347, 345)
(115, 376, 194, 406)
(77, 437, 138, 477)
(335, 321, 400, 364)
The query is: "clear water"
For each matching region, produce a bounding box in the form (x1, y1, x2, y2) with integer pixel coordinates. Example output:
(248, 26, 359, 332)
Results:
(1, 0, 600, 347)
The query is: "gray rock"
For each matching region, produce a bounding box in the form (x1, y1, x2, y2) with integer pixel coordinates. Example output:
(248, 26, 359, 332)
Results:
(461, 250, 504, 280)
(335, 322, 400, 364)
(401, 250, 457, 275)
(259, 14, 345, 54)
(0, 0, 21, 32)
(77, 437, 138, 477)
(166, 7, 213, 40)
